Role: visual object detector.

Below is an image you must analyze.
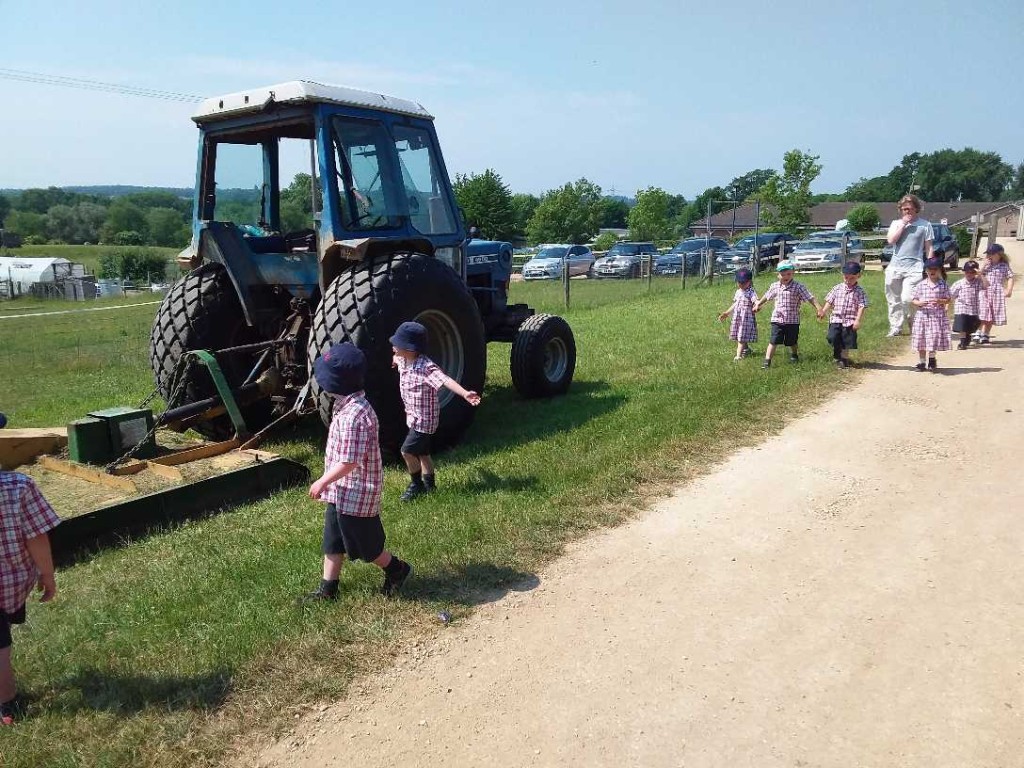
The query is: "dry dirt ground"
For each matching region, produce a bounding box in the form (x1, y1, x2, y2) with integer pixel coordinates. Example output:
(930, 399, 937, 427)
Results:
(247, 296, 1023, 768)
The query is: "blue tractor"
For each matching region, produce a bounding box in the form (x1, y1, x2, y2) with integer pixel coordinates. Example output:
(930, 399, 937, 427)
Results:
(149, 81, 576, 452)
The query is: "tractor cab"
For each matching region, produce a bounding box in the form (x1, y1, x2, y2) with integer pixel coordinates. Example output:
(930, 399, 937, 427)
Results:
(185, 81, 466, 318)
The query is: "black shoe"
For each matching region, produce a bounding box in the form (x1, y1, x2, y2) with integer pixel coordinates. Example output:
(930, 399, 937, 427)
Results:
(0, 699, 18, 727)
(915, 362, 926, 371)
(400, 481, 426, 502)
(928, 357, 937, 371)
(381, 561, 413, 597)
(836, 359, 848, 369)
(789, 354, 799, 363)
(957, 339, 969, 350)
(298, 585, 338, 604)
(422, 474, 436, 492)
(761, 359, 771, 369)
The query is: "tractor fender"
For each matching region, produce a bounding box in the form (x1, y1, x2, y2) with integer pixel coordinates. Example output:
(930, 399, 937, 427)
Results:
(319, 236, 435, 292)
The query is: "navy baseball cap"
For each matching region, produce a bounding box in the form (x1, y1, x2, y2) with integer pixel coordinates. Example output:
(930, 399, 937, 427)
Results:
(734, 268, 753, 283)
(841, 261, 862, 275)
(985, 243, 1005, 255)
(0, 412, 6, 429)
(924, 256, 944, 270)
(313, 343, 366, 396)
(963, 260, 980, 272)
(389, 321, 428, 354)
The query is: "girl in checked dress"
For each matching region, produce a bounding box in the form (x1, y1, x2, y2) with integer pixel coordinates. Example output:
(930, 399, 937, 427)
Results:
(976, 244, 1015, 344)
(910, 257, 952, 371)
(717, 268, 758, 360)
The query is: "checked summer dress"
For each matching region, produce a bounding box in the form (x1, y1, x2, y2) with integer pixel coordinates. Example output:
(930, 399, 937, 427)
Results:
(728, 286, 759, 343)
(911, 278, 952, 352)
(979, 261, 1013, 326)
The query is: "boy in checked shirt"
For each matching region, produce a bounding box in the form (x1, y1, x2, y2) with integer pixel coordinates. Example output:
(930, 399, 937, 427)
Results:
(303, 345, 413, 602)
(0, 412, 60, 725)
(753, 261, 824, 369)
(390, 321, 481, 501)
(817, 261, 869, 369)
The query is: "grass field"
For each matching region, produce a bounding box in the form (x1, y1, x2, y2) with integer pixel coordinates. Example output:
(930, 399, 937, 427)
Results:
(0, 272, 894, 767)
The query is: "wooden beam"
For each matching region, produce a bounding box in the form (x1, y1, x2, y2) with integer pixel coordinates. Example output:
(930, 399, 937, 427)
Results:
(0, 428, 68, 470)
(148, 439, 241, 466)
(36, 456, 137, 493)
(144, 462, 184, 482)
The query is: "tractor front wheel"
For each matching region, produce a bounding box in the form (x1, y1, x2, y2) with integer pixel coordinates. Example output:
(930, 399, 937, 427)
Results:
(510, 314, 576, 398)
(308, 252, 486, 454)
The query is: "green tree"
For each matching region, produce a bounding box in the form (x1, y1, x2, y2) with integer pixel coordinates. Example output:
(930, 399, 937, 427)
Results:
(916, 148, 1011, 202)
(279, 172, 320, 232)
(511, 193, 540, 238)
(1007, 162, 1024, 200)
(99, 248, 168, 282)
(113, 231, 146, 246)
(597, 197, 630, 228)
(673, 186, 728, 236)
(525, 178, 603, 245)
(101, 200, 148, 243)
(628, 187, 673, 242)
(592, 232, 618, 252)
(844, 203, 881, 232)
(452, 169, 516, 241)
(0, 195, 10, 226)
(725, 169, 777, 202)
(758, 150, 822, 234)
(4, 210, 48, 240)
(123, 190, 192, 215)
(145, 208, 190, 247)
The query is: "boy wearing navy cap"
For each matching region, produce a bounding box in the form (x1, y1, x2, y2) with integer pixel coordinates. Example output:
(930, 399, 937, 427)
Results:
(303, 344, 412, 601)
(390, 321, 481, 501)
(0, 412, 60, 725)
(818, 262, 869, 369)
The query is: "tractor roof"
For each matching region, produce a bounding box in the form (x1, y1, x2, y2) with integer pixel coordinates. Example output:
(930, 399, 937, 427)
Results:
(192, 80, 433, 123)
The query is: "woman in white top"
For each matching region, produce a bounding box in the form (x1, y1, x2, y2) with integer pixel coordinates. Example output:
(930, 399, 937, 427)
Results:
(884, 194, 934, 337)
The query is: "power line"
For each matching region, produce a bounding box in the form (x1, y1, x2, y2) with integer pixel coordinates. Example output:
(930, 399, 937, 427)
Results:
(0, 68, 202, 103)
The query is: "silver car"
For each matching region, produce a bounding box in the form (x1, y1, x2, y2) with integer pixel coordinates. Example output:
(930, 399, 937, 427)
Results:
(522, 244, 595, 280)
(791, 238, 846, 271)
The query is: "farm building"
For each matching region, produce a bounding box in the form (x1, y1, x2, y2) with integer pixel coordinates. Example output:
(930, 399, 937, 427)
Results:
(0, 256, 94, 300)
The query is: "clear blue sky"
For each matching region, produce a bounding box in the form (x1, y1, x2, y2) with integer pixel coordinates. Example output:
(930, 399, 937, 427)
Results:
(2, 0, 1021, 198)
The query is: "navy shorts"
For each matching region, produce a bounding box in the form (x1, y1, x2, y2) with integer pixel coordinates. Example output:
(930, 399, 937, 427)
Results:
(322, 504, 386, 562)
(401, 428, 432, 456)
(952, 314, 979, 334)
(826, 323, 858, 351)
(0, 604, 26, 650)
(770, 322, 800, 346)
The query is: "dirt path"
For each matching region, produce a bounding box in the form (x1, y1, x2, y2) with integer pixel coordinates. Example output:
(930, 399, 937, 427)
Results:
(251, 307, 1023, 768)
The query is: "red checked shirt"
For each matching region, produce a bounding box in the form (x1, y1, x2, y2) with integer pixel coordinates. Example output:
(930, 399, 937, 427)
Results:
(396, 355, 448, 433)
(825, 283, 869, 326)
(762, 280, 815, 324)
(1, 472, 61, 613)
(949, 277, 984, 316)
(322, 392, 382, 517)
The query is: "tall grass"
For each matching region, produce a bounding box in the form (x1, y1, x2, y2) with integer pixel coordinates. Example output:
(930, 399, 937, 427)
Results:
(0, 272, 893, 766)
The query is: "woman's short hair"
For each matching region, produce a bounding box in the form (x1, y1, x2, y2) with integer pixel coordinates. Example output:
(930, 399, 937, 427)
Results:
(898, 194, 923, 214)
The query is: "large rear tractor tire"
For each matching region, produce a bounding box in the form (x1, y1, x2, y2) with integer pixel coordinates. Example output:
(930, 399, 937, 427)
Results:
(308, 252, 486, 454)
(510, 313, 576, 398)
(149, 263, 272, 440)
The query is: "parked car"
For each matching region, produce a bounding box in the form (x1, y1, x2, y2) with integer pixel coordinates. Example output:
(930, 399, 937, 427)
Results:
(807, 230, 865, 261)
(594, 242, 659, 278)
(716, 233, 795, 272)
(652, 237, 729, 276)
(522, 244, 595, 280)
(880, 222, 959, 269)
(791, 238, 847, 272)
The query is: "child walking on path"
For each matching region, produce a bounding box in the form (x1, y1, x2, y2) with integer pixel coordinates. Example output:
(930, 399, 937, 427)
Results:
(0, 413, 60, 726)
(817, 261, 869, 369)
(910, 257, 952, 371)
(949, 260, 988, 349)
(391, 321, 481, 502)
(976, 244, 1015, 344)
(717, 268, 759, 360)
(752, 261, 824, 369)
(303, 344, 413, 602)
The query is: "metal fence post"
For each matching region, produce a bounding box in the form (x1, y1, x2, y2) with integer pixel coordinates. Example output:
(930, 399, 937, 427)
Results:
(709, 248, 715, 286)
(841, 233, 849, 267)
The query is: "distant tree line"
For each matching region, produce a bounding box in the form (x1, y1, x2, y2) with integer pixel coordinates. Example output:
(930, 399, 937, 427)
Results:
(3, 146, 1020, 249)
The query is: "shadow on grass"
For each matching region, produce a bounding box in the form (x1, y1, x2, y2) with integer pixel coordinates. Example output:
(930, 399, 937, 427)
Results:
(458, 467, 540, 494)
(42, 668, 231, 714)
(406, 561, 540, 607)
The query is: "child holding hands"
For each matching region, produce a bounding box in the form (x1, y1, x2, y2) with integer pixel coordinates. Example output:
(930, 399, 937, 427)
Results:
(910, 257, 952, 371)
(817, 261, 869, 369)
(752, 261, 824, 369)
(717, 268, 758, 360)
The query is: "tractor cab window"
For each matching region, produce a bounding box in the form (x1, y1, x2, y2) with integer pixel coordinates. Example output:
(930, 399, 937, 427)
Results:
(393, 125, 456, 235)
(331, 117, 402, 231)
(205, 128, 320, 251)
